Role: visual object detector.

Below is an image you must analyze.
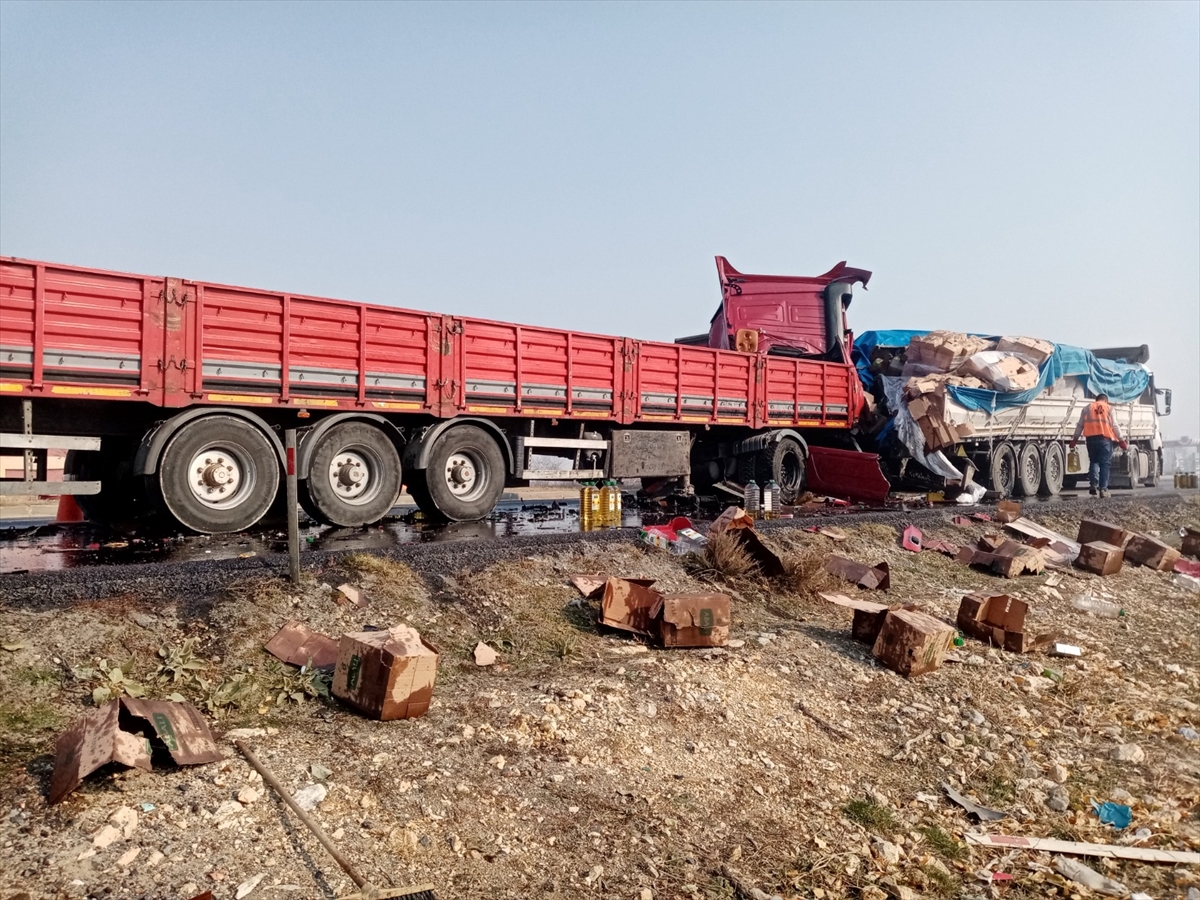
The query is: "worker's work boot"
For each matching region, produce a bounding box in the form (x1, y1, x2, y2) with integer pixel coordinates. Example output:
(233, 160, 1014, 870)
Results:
(1089, 486, 1097, 496)
(1099, 490, 1110, 499)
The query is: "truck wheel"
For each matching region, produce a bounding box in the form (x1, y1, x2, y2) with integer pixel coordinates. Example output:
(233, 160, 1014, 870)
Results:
(749, 437, 807, 504)
(1040, 442, 1065, 496)
(301, 422, 402, 527)
(422, 424, 506, 521)
(987, 442, 1017, 497)
(1015, 442, 1042, 497)
(156, 416, 279, 534)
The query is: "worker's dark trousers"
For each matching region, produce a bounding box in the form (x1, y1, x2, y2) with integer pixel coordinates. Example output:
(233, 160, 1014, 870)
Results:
(1086, 436, 1114, 491)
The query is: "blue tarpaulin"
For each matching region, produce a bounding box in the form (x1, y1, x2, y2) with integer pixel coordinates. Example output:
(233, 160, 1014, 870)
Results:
(852, 330, 1150, 413)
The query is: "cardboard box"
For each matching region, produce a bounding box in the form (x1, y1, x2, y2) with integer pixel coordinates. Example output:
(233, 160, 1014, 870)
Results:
(995, 500, 1021, 524)
(1123, 534, 1181, 571)
(825, 556, 891, 590)
(50, 699, 221, 804)
(819, 592, 890, 643)
(599, 577, 663, 636)
(872, 607, 956, 677)
(991, 356, 1039, 392)
(332, 625, 438, 721)
(1076, 541, 1124, 576)
(708, 506, 785, 577)
(265, 621, 339, 672)
(956, 592, 1052, 653)
(1077, 519, 1132, 548)
(996, 336, 1054, 366)
(658, 593, 731, 647)
(908, 331, 993, 372)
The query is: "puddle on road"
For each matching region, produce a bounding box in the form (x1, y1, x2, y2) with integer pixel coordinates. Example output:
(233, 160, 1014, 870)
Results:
(0, 499, 650, 574)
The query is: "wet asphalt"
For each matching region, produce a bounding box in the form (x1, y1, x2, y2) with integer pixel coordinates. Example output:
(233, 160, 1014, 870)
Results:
(0, 489, 1192, 609)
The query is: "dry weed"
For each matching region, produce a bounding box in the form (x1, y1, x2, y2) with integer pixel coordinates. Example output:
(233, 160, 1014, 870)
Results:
(780, 545, 836, 596)
(702, 531, 755, 578)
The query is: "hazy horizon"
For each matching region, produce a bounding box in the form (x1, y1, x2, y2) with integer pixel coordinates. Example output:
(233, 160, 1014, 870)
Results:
(2, 1, 1197, 438)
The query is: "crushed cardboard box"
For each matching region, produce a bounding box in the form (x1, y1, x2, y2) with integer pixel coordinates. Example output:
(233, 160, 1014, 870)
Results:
(825, 556, 891, 590)
(819, 592, 890, 643)
(994, 500, 1021, 524)
(332, 624, 438, 721)
(956, 592, 1054, 653)
(50, 699, 222, 804)
(265, 621, 339, 672)
(1077, 519, 1132, 548)
(1123, 534, 1181, 571)
(907, 331, 994, 372)
(598, 577, 731, 648)
(995, 335, 1054, 366)
(956, 538, 1045, 578)
(708, 506, 786, 577)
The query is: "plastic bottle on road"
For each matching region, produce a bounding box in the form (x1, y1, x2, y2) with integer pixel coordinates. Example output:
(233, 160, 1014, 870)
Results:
(1071, 593, 1125, 618)
(743, 479, 761, 520)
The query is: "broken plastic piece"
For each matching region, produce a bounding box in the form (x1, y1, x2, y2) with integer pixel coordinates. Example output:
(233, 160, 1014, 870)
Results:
(1091, 800, 1132, 829)
(901, 526, 922, 552)
(944, 783, 1006, 822)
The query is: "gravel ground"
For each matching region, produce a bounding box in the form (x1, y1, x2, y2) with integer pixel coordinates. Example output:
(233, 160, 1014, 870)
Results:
(1, 492, 1198, 900)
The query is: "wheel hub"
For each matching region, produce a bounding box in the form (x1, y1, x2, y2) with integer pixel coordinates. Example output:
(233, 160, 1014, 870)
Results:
(187, 448, 249, 508)
(445, 453, 480, 497)
(328, 452, 372, 500)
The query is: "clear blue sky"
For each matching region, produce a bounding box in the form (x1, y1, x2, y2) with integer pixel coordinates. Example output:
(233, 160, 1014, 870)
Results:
(2, 1, 1197, 438)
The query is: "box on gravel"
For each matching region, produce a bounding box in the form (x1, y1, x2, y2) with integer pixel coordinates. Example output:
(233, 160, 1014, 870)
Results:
(332, 625, 439, 721)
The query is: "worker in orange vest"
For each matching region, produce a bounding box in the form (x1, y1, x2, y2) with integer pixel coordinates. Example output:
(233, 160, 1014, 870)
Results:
(1069, 393, 1127, 498)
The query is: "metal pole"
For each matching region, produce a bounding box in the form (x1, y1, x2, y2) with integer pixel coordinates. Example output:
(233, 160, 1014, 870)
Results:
(285, 429, 300, 585)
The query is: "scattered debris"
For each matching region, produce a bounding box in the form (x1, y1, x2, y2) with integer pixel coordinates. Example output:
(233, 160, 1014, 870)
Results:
(819, 592, 889, 644)
(871, 607, 955, 677)
(956, 538, 1045, 578)
(817, 526, 848, 542)
(599, 577, 664, 637)
(943, 783, 1006, 822)
(1054, 857, 1128, 896)
(964, 833, 1200, 864)
(639, 516, 707, 555)
(825, 556, 891, 590)
(956, 592, 1053, 653)
(335, 583, 369, 609)
(951, 515, 972, 526)
(292, 783, 327, 811)
(1092, 800, 1132, 829)
(994, 500, 1021, 524)
(719, 863, 784, 900)
(658, 593, 731, 648)
(234, 873, 266, 899)
(1078, 519, 1133, 548)
(265, 621, 339, 672)
(795, 701, 854, 742)
(1004, 518, 1080, 565)
(900, 526, 922, 552)
(1049, 643, 1082, 657)
(332, 625, 438, 721)
(473, 642, 497, 667)
(50, 699, 222, 804)
(1181, 525, 1200, 558)
(1123, 534, 1181, 571)
(1076, 541, 1124, 576)
(707, 507, 785, 577)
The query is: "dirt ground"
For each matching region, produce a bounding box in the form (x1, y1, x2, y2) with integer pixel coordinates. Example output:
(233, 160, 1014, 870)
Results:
(1, 496, 1198, 900)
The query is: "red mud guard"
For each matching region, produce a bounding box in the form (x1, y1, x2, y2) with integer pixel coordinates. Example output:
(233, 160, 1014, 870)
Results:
(806, 446, 891, 505)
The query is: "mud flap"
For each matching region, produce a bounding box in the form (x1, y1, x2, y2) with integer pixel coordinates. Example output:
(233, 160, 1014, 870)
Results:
(806, 446, 891, 504)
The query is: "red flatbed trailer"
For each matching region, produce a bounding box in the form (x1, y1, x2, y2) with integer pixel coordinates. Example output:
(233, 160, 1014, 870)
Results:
(0, 255, 886, 533)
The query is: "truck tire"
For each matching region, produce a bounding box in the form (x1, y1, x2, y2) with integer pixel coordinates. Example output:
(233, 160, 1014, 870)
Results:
(402, 470, 436, 516)
(301, 422, 402, 527)
(422, 424, 506, 521)
(1040, 442, 1065, 496)
(987, 442, 1017, 498)
(1015, 442, 1042, 498)
(745, 437, 807, 504)
(156, 415, 280, 534)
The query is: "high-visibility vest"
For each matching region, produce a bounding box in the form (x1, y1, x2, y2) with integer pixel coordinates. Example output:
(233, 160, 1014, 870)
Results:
(1081, 401, 1117, 440)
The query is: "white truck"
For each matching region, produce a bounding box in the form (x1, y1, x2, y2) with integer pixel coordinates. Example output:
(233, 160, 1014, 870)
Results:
(855, 334, 1170, 498)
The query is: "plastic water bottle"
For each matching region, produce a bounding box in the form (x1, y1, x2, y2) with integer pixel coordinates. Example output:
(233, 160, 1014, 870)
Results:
(743, 478, 761, 520)
(760, 479, 777, 520)
(1071, 593, 1124, 618)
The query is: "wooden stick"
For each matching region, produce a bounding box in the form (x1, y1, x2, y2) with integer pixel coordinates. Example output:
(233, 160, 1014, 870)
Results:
(235, 740, 368, 889)
(796, 701, 854, 742)
(965, 833, 1200, 864)
(719, 864, 778, 900)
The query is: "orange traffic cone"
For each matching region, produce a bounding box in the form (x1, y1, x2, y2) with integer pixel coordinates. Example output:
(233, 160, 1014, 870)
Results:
(56, 495, 85, 523)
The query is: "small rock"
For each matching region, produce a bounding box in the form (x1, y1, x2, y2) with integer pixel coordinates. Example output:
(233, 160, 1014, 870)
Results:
(461, 725, 475, 740)
(133, 613, 156, 629)
(640, 890, 654, 900)
(1112, 743, 1145, 763)
(360, 793, 374, 809)
(1046, 787, 1070, 812)
(225, 728, 267, 740)
(964, 654, 986, 667)
(489, 755, 506, 770)
(872, 839, 901, 866)
(450, 835, 464, 853)
(940, 732, 964, 749)
(116, 847, 141, 867)
(292, 783, 327, 811)
(92, 824, 122, 849)
(473, 642, 497, 667)
(584, 864, 604, 885)
(968, 710, 986, 726)
(109, 806, 138, 838)
(755, 635, 772, 647)
(1049, 764, 1069, 784)
(727, 639, 745, 649)
(77, 848, 96, 861)
(145, 849, 164, 866)
(1109, 788, 1134, 803)
(235, 872, 266, 899)
(237, 787, 260, 805)
(332, 828, 345, 840)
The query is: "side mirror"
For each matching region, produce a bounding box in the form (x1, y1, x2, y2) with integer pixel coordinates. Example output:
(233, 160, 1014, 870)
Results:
(1156, 389, 1172, 417)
